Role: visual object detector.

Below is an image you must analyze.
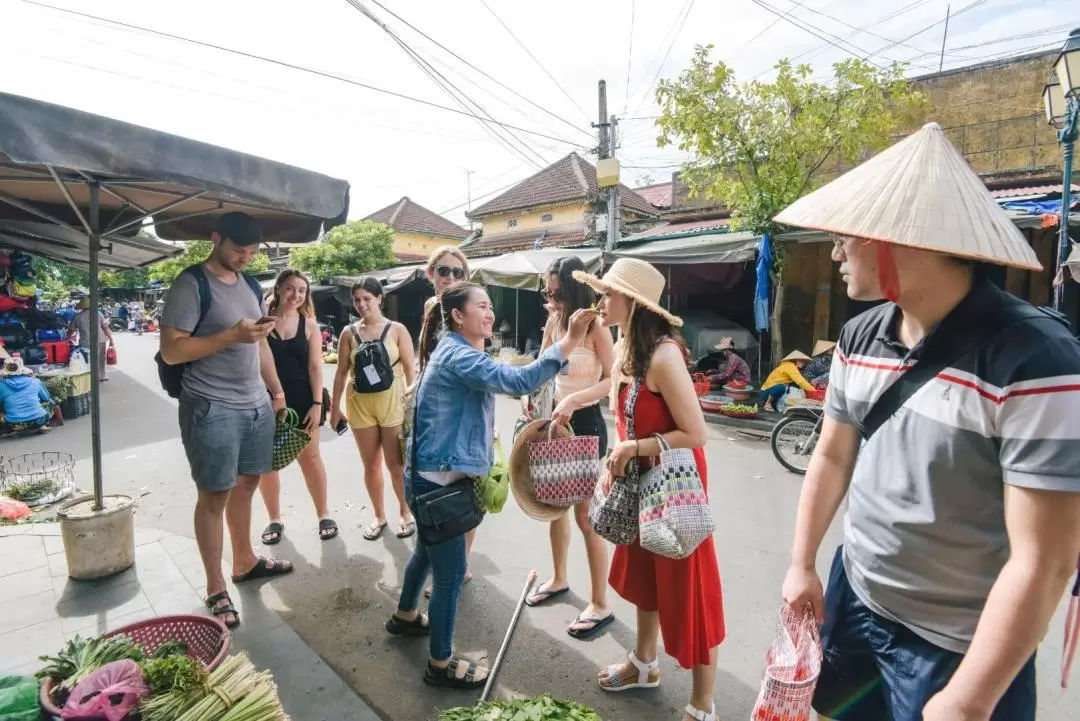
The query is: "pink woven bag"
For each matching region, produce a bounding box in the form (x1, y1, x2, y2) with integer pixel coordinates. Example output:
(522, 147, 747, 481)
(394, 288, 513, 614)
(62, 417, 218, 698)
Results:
(751, 605, 822, 721)
(527, 423, 600, 508)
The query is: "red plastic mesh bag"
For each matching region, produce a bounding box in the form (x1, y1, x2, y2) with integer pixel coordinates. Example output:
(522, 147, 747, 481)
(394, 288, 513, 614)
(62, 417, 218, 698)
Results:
(751, 605, 823, 721)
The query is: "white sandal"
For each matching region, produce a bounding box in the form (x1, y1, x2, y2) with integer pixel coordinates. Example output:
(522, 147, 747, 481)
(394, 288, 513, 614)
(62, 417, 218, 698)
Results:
(684, 702, 717, 721)
(598, 650, 660, 692)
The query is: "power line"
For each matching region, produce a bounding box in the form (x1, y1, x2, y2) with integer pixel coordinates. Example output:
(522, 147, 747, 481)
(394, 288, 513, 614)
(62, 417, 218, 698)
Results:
(749, 0, 889, 69)
(440, 176, 523, 216)
(364, 0, 591, 140)
(723, 0, 804, 62)
(477, 0, 590, 122)
(623, 0, 636, 114)
(789, 0, 931, 69)
(863, 0, 989, 63)
(795, 1, 932, 58)
(630, 0, 697, 117)
(343, 0, 547, 168)
(19, 0, 590, 150)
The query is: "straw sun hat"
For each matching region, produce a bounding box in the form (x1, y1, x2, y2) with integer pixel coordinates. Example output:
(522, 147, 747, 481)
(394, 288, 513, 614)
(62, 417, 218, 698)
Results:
(774, 122, 1042, 271)
(572, 258, 682, 327)
(782, 350, 812, 363)
(508, 418, 572, 523)
(812, 340, 836, 357)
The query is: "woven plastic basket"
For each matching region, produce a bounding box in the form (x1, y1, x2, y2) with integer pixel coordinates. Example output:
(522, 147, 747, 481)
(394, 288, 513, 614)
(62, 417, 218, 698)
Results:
(40, 614, 231, 717)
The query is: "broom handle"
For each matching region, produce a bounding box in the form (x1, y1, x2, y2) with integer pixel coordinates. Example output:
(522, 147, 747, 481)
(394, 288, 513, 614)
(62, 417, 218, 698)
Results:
(481, 569, 537, 702)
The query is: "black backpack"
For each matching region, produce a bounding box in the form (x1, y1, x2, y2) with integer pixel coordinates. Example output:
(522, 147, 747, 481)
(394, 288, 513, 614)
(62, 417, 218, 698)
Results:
(350, 322, 399, 394)
(155, 264, 263, 399)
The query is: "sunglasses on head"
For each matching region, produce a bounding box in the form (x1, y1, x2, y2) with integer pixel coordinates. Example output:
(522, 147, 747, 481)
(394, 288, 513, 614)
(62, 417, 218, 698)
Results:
(435, 265, 466, 280)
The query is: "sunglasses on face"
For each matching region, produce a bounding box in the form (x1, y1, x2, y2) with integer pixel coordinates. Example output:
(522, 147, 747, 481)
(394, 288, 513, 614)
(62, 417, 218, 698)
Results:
(435, 265, 466, 280)
(543, 288, 563, 302)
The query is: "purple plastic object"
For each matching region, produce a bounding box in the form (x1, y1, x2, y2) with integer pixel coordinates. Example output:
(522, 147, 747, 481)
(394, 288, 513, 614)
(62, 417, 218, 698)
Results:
(61, 660, 149, 721)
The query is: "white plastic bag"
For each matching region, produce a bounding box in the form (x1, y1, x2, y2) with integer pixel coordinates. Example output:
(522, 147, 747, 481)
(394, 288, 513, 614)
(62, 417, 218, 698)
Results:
(751, 605, 822, 721)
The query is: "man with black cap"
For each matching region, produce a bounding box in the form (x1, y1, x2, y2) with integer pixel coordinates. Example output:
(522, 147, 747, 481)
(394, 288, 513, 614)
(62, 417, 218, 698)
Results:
(160, 211, 293, 629)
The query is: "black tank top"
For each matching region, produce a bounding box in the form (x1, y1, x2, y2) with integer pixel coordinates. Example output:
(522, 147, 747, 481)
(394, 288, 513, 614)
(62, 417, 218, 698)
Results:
(268, 315, 309, 384)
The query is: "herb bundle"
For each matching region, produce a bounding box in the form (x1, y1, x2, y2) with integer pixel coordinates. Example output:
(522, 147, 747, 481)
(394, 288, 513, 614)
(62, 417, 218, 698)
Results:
(440, 695, 601, 721)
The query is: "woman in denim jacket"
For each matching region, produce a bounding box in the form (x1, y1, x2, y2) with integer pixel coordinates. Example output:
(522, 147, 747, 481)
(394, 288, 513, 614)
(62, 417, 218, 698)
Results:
(386, 281, 595, 690)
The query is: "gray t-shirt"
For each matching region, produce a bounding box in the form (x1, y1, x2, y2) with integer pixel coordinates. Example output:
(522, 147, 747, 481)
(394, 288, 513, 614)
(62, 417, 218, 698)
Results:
(826, 280, 1080, 654)
(160, 267, 268, 409)
(71, 310, 105, 348)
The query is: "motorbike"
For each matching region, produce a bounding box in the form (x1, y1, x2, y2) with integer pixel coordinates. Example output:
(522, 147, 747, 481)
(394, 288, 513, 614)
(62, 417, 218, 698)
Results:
(770, 404, 823, 475)
(107, 316, 127, 333)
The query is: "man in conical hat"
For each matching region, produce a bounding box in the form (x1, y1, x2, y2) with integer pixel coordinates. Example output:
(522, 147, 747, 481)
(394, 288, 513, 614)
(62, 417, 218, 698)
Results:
(775, 122, 1080, 721)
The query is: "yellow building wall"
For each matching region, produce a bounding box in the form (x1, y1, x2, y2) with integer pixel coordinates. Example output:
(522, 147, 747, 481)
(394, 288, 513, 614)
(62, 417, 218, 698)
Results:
(478, 203, 588, 237)
(392, 231, 462, 257)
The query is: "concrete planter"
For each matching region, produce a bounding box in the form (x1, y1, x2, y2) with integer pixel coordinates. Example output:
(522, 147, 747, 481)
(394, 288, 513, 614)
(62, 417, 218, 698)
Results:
(57, 494, 135, 581)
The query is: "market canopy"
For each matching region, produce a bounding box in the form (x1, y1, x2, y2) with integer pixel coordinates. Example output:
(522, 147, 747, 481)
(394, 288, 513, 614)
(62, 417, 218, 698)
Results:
(0, 220, 178, 269)
(470, 248, 603, 290)
(608, 230, 760, 265)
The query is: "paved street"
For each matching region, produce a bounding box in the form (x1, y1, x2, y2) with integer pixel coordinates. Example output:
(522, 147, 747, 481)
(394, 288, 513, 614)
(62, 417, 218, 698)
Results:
(2, 331, 1077, 720)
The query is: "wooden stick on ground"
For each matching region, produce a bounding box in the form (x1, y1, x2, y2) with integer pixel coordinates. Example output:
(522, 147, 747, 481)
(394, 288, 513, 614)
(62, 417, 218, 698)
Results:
(481, 569, 538, 702)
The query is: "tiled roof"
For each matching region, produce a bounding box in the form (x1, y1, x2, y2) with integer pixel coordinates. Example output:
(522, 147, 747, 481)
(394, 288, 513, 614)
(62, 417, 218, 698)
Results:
(462, 227, 591, 257)
(364, 197, 468, 240)
(393, 252, 430, 263)
(468, 153, 658, 219)
(622, 218, 731, 243)
(989, 183, 1079, 199)
(635, 182, 673, 209)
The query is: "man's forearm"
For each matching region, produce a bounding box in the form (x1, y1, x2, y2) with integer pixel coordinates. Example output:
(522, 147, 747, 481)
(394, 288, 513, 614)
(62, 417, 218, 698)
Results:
(790, 455, 852, 567)
(160, 330, 235, 365)
(939, 558, 1075, 714)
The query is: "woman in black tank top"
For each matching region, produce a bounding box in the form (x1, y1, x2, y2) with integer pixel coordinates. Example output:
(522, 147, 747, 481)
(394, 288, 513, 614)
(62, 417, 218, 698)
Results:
(257, 270, 337, 544)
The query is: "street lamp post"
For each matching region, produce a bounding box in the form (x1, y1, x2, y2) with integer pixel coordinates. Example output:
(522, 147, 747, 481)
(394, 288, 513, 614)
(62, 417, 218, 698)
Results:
(1044, 28, 1080, 311)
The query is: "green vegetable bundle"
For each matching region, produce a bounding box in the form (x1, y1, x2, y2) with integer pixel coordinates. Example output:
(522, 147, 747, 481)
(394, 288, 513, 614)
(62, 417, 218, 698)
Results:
(141, 652, 286, 721)
(37, 634, 144, 691)
(440, 694, 601, 721)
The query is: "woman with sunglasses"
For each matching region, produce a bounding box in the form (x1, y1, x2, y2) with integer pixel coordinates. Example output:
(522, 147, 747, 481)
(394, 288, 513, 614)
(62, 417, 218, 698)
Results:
(522, 257, 616, 640)
(330, 277, 417, 540)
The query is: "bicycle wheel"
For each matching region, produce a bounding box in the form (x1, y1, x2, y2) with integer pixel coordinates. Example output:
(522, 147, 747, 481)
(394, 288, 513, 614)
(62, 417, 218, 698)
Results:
(770, 416, 818, 475)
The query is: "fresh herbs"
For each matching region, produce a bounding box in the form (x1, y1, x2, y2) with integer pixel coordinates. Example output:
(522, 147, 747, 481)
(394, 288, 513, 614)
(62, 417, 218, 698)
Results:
(141, 654, 206, 697)
(141, 653, 286, 721)
(440, 695, 601, 721)
(3, 477, 60, 503)
(150, 640, 189, 660)
(37, 634, 144, 691)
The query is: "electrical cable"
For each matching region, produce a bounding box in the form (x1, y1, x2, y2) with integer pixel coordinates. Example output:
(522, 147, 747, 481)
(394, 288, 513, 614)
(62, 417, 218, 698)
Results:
(749, 0, 889, 68)
(623, 0, 636, 114)
(18, 0, 591, 150)
(723, 0, 806, 62)
(477, 0, 590, 122)
(630, 0, 697, 117)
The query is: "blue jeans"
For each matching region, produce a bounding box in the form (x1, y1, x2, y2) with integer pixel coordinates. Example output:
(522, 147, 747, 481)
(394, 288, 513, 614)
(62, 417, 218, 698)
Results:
(761, 384, 786, 405)
(814, 546, 1036, 721)
(399, 475, 468, 661)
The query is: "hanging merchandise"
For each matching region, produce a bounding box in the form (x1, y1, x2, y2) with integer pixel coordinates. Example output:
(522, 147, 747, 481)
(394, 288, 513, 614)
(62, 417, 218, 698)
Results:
(8, 252, 36, 298)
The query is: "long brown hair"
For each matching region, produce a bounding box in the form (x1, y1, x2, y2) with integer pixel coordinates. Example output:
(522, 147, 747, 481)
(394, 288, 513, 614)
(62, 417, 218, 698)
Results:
(419, 246, 472, 370)
(622, 303, 688, 380)
(270, 269, 315, 318)
(547, 256, 595, 334)
(418, 281, 482, 369)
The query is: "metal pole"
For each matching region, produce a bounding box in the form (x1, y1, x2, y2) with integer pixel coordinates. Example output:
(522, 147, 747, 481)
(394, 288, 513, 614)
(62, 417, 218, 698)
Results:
(1055, 97, 1078, 313)
(939, 5, 950, 72)
(480, 569, 537, 702)
(88, 183, 105, 511)
(515, 288, 520, 350)
(607, 115, 620, 252)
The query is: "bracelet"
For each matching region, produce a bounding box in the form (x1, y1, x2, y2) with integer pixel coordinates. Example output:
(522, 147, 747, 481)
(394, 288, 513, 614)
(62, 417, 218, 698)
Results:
(635, 439, 640, 457)
(311, 401, 322, 406)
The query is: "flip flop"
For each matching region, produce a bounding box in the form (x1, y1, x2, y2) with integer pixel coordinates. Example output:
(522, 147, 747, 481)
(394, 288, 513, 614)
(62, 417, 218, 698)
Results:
(395, 519, 416, 539)
(567, 612, 615, 640)
(363, 520, 388, 541)
(525, 581, 570, 607)
(231, 556, 293, 583)
(205, 591, 240, 629)
(319, 518, 339, 541)
(261, 522, 284, 545)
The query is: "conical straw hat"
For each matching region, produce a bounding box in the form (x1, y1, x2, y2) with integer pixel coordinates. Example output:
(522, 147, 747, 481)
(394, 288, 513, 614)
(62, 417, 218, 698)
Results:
(783, 350, 812, 363)
(774, 122, 1042, 271)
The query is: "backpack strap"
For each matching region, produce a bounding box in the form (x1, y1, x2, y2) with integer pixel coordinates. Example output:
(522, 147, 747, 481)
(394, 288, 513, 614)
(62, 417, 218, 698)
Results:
(378, 321, 401, 367)
(185, 265, 213, 336)
(241, 272, 264, 305)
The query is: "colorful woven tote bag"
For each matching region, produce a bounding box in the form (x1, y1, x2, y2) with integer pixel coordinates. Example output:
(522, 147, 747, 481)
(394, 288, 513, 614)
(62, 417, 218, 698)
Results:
(638, 433, 714, 560)
(588, 379, 643, 545)
(271, 408, 310, 471)
(527, 422, 600, 507)
(751, 605, 822, 721)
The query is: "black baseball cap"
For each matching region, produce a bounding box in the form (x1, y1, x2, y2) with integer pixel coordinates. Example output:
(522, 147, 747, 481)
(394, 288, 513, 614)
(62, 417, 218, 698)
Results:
(215, 212, 263, 247)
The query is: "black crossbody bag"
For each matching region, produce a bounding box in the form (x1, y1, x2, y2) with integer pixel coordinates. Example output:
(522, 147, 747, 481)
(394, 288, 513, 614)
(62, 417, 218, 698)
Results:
(408, 368, 484, 546)
(857, 300, 1068, 441)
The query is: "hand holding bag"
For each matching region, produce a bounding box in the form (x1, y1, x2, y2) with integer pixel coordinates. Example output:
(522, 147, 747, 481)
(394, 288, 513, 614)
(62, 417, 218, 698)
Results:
(527, 422, 600, 507)
(751, 605, 823, 721)
(638, 433, 715, 560)
(271, 407, 311, 471)
(588, 378, 643, 544)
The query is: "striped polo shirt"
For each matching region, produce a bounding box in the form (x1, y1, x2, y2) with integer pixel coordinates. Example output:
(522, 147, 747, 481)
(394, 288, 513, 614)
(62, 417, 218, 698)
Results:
(825, 278, 1080, 654)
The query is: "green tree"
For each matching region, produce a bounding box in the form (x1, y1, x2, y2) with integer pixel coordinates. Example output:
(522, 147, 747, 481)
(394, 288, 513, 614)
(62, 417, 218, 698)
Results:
(148, 240, 270, 284)
(656, 46, 925, 359)
(288, 221, 396, 281)
(98, 267, 150, 289)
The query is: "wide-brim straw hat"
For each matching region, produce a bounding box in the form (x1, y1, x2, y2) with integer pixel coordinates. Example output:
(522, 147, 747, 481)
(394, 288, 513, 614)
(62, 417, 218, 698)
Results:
(773, 122, 1042, 271)
(783, 350, 812, 363)
(714, 336, 735, 351)
(509, 418, 572, 523)
(76, 297, 90, 310)
(572, 258, 682, 327)
(812, 340, 836, 357)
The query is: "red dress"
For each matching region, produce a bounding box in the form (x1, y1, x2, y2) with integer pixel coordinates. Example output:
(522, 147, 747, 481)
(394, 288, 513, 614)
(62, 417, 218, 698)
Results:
(608, 382, 726, 669)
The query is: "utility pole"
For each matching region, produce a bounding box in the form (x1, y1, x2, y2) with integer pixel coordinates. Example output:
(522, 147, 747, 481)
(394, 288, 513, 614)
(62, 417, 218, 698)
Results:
(464, 168, 475, 230)
(607, 114, 620, 252)
(939, 5, 951, 72)
(597, 80, 609, 160)
(594, 80, 621, 251)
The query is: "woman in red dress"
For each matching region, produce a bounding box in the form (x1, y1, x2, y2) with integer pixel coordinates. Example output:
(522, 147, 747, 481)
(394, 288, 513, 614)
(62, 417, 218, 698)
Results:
(574, 259, 726, 721)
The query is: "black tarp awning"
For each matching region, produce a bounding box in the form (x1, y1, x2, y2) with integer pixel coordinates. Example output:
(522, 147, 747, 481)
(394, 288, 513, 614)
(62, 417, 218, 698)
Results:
(0, 92, 350, 245)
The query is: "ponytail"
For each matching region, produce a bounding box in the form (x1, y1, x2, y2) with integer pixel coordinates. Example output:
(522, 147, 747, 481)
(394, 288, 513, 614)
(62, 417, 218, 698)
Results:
(417, 282, 483, 370)
(417, 296, 443, 371)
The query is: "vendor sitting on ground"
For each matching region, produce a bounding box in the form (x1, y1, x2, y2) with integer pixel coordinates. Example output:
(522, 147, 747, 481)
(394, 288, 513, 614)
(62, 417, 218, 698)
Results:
(802, 339, 835, 387)
(760, 350, 815, 412)
(0, 361, 54, 434)
(706, 337, 751, 387)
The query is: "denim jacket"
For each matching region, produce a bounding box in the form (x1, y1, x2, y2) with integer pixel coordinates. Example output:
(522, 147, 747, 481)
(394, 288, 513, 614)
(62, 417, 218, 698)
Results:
(408, 332, 566, 477)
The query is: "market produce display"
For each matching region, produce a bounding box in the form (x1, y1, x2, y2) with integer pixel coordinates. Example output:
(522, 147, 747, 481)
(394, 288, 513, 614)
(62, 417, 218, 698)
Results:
(0, 675, 38, 721)
(37, 634, 144, 693)
(321, 352, 337, 364)
(440, 695, 601, 721)
(719, 402, 759, 419)
(140, 652, 286, 721)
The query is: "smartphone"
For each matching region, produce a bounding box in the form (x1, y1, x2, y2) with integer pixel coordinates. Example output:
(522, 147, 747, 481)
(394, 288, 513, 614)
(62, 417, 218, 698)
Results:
(335, 419, 349, 435)
(255, 316, 276, 325)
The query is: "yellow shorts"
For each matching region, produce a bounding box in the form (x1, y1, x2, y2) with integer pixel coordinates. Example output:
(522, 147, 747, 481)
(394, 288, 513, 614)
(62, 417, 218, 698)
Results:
(346, 379, 404, 429)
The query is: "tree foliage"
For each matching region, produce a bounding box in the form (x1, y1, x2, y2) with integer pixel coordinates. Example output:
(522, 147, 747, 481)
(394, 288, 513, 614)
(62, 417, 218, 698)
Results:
(98, 267, 150, 289)
(147, 240, 269, 284)
(287, 221, 397, 281)
(655, 47, 925, 357)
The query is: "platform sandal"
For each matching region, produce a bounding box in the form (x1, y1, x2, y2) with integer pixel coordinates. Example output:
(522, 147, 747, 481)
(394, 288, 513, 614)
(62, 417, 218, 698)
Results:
(598, 650, 660, 692)
(684, 702, 717, 720)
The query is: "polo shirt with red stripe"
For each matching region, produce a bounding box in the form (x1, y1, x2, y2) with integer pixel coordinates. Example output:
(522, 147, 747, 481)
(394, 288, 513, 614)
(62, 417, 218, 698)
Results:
(825, 277, 1080, 654)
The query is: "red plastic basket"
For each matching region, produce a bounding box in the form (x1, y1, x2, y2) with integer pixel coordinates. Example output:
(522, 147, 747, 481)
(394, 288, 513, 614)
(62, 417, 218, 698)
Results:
(40, 614, 231, 717)
(805, 388, 827, 402)
(691, 373, 711, 397)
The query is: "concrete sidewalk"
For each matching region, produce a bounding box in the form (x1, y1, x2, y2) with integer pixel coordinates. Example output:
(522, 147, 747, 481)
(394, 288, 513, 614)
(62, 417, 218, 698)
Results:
(0, 522, 382, 721)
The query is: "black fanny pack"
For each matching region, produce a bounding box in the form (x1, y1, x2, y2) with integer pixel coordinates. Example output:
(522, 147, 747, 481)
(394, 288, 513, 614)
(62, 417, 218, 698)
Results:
(408, 369, 483, 546)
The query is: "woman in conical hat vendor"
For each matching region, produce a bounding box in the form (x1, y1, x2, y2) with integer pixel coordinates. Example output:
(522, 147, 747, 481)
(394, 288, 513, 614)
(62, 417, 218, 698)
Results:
(775, 122, 1080, 721)
(759, 349, 815, 412)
